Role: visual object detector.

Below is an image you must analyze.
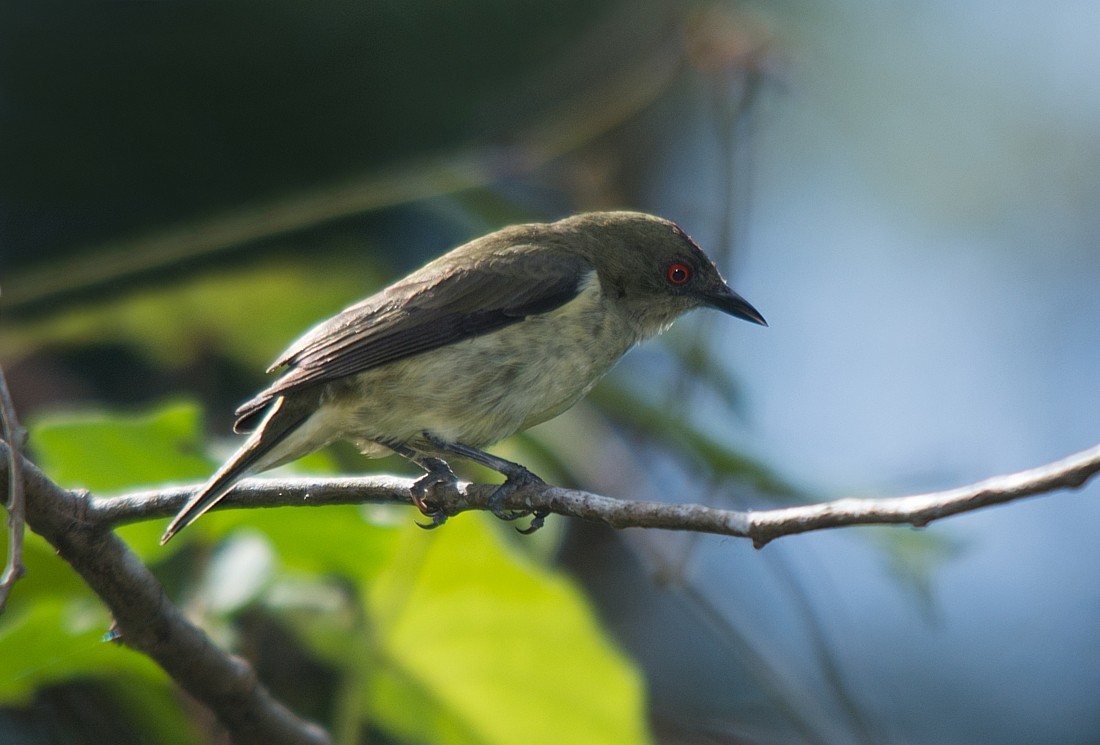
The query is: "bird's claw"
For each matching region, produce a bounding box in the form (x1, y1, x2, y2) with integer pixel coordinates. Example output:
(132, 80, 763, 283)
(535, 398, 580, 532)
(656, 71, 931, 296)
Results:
(415, 510, 449, 530)
(410, 460, 458, 528)
(487, 468, 548, 534)
(516, 509, 550, 535)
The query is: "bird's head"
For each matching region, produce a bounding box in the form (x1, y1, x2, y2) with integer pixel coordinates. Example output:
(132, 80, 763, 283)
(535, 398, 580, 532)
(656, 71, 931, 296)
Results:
(556, 211, 767, 337)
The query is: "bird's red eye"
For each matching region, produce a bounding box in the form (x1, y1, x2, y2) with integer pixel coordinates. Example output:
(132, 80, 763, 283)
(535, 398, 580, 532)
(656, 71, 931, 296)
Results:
(666, 262, 692, 286)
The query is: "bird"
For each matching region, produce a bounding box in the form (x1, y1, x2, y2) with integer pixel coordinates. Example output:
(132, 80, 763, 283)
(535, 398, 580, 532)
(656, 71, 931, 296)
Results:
(161, 211, 766, 543)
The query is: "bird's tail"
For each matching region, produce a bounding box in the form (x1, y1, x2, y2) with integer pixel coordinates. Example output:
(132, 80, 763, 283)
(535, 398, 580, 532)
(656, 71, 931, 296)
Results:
(160, 396, 311, 544)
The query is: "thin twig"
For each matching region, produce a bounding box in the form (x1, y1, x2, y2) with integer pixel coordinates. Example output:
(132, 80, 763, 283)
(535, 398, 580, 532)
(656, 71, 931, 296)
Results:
(0, 365, 27, 613)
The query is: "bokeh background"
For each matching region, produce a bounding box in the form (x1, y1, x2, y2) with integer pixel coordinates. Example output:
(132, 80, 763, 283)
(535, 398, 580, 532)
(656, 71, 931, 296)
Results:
(3, 2, 1100, 743)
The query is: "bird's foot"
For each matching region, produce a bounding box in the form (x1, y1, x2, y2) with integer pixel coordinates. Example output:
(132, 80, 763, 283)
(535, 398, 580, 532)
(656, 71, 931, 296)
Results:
(487, 466, 549, 534)
(416, 433, 551, 534)
(410, 457, 458, 529)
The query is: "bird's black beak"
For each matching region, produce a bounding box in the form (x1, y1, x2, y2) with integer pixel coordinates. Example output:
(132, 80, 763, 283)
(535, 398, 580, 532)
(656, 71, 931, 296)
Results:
(703, 285, 768, 326)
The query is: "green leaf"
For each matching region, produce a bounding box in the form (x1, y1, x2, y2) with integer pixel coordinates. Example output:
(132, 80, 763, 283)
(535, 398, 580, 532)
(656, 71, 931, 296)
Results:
(365, 517, 652, 745)
(27, 400, 217, 557)
(20, 401, 651, 744)
(0, 531, 95, 605)
(0, 600, 198, 743)
(209, 504, 401, 587)
(0, 599, 165, 702)
(29, 400, 213, 493)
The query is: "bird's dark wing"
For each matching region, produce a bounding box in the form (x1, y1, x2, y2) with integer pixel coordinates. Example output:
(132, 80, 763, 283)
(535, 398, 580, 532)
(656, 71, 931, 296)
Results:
(234, 246, 590, 430)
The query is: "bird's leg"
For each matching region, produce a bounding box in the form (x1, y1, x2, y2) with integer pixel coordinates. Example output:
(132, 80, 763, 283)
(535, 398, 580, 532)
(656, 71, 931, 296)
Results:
(388, 442, 458, 529)
(422, 433, 549, 533)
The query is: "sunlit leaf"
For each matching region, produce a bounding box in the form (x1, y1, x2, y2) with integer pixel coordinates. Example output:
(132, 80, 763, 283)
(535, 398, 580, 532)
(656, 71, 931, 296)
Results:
(222, 504, 401, 586)
(365, 518, 652, 745)
(29, 400, 212, 493)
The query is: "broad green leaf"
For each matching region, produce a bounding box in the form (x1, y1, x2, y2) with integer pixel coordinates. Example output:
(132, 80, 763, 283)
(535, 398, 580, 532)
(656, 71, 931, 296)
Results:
(29, 400, 216, 557)
(0, 531, 94, 605)
(365, 517, 651, 745)
(196, 530, 277, 615)
(235, 505, 400, 584)
(0, 599, 165, 702)
(30, 400, 212, 493)
(0, 600, 198, 743)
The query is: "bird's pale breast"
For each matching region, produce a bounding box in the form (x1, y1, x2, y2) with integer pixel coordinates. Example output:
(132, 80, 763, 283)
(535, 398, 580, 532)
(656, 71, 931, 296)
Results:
(317, 272, 643, 456)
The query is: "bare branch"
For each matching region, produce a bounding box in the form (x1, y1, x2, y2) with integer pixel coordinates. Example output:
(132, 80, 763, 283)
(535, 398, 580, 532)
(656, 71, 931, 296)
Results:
(0, 365, 27, 612)
(2, 442, 330, 745)
(10, 441, 1094, 549)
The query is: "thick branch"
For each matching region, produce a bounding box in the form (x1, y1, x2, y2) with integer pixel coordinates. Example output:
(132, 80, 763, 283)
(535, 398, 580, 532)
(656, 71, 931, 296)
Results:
(0, 365, 27, 612)
(2, 442, 329, 745)
(8, 441, 1097, 549)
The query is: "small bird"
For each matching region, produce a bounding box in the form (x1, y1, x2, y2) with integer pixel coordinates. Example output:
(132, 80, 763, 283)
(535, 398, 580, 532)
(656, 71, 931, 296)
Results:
(161, 211, 765, 543)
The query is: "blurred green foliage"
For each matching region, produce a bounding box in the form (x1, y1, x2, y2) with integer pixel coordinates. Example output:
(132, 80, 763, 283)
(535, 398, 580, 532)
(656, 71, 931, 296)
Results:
(2, 401, 650, 744)
(4, 251, 382, 369)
